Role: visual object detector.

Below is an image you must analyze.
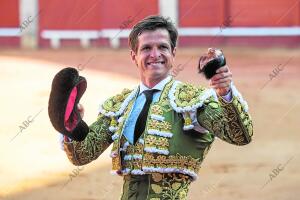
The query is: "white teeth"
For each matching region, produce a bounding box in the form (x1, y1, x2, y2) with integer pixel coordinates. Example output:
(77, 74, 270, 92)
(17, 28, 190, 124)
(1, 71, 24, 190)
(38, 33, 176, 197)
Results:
(147, 62, 164, 65)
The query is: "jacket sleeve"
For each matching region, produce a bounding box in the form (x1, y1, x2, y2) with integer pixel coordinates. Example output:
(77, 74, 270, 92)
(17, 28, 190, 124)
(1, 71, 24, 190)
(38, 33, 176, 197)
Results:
(197, 92, 253, 146)
(63, 113, 113, 165)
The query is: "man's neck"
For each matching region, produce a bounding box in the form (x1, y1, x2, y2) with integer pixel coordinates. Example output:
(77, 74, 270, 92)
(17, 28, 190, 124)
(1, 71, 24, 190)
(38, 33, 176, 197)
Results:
(141, 76, 167, 88)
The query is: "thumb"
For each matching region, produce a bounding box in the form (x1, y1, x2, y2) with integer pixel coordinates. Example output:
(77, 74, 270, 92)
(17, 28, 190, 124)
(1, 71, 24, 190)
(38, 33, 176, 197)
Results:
(77, 103, 84, 118)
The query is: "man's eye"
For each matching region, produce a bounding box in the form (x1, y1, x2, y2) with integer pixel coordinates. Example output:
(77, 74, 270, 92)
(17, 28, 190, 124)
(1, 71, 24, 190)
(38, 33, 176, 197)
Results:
(142, 46, 150, 51)
(160, 45, 169, 49)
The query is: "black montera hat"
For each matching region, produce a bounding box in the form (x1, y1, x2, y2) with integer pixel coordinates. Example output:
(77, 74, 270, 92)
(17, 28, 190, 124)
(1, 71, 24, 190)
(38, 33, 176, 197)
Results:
(198, 49, 226, 79)
(48, 67, 89, 141)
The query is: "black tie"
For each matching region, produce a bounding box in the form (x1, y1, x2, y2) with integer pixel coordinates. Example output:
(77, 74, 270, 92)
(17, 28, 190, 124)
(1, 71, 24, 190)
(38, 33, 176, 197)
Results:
(134, 89, 158, 143)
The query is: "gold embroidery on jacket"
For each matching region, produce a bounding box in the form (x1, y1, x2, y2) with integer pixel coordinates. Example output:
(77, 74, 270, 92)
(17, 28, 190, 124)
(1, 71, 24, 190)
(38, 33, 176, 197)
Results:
(148, 173, 191, 200)
(148, 119, 172, 131)
(143, 153, 200, 172)
(145, 135, 169, 149)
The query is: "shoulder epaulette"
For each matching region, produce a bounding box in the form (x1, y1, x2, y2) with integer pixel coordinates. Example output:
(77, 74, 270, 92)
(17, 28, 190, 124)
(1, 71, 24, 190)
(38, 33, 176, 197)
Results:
(99, 88, 138, 117)
(168, 81, 218, 113)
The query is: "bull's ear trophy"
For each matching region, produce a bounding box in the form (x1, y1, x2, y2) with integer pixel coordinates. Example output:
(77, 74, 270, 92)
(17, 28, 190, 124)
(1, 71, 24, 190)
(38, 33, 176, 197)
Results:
(198, 48, 226, 79)
(48, 67, 89, 141)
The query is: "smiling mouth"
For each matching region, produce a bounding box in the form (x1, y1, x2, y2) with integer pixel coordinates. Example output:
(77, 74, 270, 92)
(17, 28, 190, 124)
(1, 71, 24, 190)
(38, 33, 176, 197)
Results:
(146, 61, 165, 67)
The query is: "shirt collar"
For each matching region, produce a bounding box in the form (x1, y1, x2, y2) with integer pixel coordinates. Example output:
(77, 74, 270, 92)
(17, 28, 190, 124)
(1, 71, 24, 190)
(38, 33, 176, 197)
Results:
(139, 76, 172, 95)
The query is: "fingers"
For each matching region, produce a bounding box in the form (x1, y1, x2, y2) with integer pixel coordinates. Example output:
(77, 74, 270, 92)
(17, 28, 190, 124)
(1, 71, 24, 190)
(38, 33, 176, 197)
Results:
(210, 75, 231, 87)
(210, 78, 229, 86)
(210, 82, 231, 89)
(77, 103, 83, 110)
(210, 65, 232, 95)
(211, 66, 232, 81)
(77, 103, 85, 118)
(216, 66, 229, 73)
(211, 71, 232, 82)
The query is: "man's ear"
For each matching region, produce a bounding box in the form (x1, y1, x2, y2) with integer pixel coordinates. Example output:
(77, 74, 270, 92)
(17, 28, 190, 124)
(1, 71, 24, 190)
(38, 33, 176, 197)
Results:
(172, 47, 177, 57)
(130, 50, 135, 61)
(170, 47, 177, 66)
(130, 50, 138, 66)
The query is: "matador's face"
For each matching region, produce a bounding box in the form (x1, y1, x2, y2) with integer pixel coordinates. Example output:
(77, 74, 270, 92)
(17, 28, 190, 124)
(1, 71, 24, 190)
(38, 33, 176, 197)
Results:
(130, 28, 176, 83)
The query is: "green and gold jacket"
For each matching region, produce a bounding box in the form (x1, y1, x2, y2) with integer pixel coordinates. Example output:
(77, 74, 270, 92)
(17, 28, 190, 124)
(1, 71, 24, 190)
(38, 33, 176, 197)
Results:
(63, 78, 253, 180)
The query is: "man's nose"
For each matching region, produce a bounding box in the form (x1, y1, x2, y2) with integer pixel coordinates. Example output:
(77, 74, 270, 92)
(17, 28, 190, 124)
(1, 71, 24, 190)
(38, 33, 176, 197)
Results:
(150, 47, 161, 58)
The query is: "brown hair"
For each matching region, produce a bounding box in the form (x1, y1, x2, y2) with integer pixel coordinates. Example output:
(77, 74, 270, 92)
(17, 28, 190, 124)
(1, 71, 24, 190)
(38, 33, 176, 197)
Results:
(129, 15, 178, 53)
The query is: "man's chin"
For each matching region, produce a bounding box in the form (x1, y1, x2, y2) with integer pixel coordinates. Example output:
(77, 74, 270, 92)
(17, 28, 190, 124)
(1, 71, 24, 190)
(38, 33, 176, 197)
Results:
(146, 64, 164, 70)
(147, 71, 169, 80)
